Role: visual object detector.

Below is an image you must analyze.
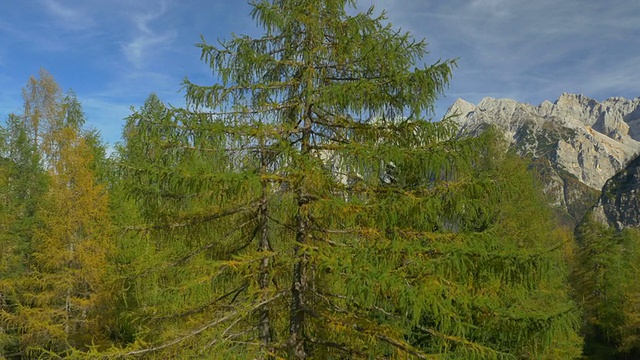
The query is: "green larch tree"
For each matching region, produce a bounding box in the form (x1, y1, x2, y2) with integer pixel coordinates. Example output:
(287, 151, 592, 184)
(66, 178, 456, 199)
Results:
(113, 94, 253, 357)
(107, 1, 581, 359)
(574, 216, 640, 356)
(0, 114, 47, 358)
(0, 114, 46, 286)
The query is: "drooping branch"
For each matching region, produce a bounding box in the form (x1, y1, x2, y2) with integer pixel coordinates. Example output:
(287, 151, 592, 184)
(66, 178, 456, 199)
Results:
(123, 203, 256, 231)
(121, 293, 285, 358)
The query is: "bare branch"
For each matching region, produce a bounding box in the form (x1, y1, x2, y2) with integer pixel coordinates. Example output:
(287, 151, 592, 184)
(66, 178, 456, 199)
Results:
(150, 283, 248, 322)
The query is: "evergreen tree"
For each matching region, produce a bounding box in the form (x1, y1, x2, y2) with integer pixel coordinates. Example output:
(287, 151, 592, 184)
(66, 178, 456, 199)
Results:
(0, 73, 115, 358)
(113, 94, 252, 357)
(0, 115, 48, 358)
(574, 216, 640, 356)
(110, 1, 581, 359)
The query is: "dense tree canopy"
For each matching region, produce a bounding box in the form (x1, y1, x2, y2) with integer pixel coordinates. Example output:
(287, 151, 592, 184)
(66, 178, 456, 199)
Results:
(109, 0, 580, 358)
(0, 70, 113, 358)
(574, 215, 640, 357)
(0, 1, 603, 360)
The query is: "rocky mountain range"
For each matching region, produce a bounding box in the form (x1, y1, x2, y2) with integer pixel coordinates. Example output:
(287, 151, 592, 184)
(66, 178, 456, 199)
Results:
(445, 93, 640, 228)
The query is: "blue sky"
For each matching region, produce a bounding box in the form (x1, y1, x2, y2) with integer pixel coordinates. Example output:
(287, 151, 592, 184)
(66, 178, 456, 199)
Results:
(1, 0, 639, 145)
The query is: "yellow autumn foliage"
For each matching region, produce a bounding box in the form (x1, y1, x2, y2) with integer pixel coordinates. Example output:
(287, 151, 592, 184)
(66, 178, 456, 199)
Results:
(8, 125, 114, 354)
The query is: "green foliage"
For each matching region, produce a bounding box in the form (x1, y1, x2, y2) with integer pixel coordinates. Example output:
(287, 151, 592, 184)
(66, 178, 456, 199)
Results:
(574, 215, 640, 356)
(0, 116, 48, 358)
(101, 1, 582, 358)
(0, 2, 585, 359)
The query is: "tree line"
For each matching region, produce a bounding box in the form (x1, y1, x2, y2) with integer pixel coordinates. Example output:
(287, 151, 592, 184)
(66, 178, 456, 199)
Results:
(0, 0, 636, 358)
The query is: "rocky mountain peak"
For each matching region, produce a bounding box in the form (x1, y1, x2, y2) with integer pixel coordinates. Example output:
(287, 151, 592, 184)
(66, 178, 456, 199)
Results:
(446, 94, 640, 190)
(445, 94, 640, 227)
(447, 98, 476, 119)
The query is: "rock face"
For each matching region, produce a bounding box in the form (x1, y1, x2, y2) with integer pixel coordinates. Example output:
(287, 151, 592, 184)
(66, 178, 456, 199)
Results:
(592, 155, 640, 230)
(445, 94, 640, 226)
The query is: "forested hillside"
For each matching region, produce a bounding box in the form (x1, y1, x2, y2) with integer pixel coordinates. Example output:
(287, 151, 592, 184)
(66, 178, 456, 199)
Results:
(0, 0, 635, 359)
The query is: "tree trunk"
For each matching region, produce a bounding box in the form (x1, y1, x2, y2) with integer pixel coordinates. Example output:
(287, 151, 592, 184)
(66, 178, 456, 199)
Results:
(258, 140, 273, 359)
(289, 109, 312, 359)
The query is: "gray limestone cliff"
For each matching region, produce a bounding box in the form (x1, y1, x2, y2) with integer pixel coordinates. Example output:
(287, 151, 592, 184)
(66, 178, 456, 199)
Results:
(591, 155, 640, 230)
(445, 94, 640, 227)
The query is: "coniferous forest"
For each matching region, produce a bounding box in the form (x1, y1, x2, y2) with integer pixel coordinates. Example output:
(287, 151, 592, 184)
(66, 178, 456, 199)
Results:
(0, 1, 638, 359)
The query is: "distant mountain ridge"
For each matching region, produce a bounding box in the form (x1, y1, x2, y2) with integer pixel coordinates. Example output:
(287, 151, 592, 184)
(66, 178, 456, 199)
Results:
(445, 93, 640, 227)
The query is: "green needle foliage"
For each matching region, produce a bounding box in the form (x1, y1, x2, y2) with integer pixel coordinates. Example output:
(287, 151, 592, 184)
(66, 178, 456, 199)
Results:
(108, 1, 581, 359)
(575, 215, 640, 356)
(0, 115, 48, 358)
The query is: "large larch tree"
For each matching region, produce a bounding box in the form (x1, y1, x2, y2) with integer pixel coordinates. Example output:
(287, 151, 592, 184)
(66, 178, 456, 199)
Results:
(105, 1, 581, 359)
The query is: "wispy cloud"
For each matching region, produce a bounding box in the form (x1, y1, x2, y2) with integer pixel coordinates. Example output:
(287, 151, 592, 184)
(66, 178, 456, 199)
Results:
(41, 0, 94, 30)
(122, 1, 177, 69)
(469, 0, 511, 17)
(378, 0, 640, 110)
(3, 0, 638, 144)
(577, 55, 640, 97)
